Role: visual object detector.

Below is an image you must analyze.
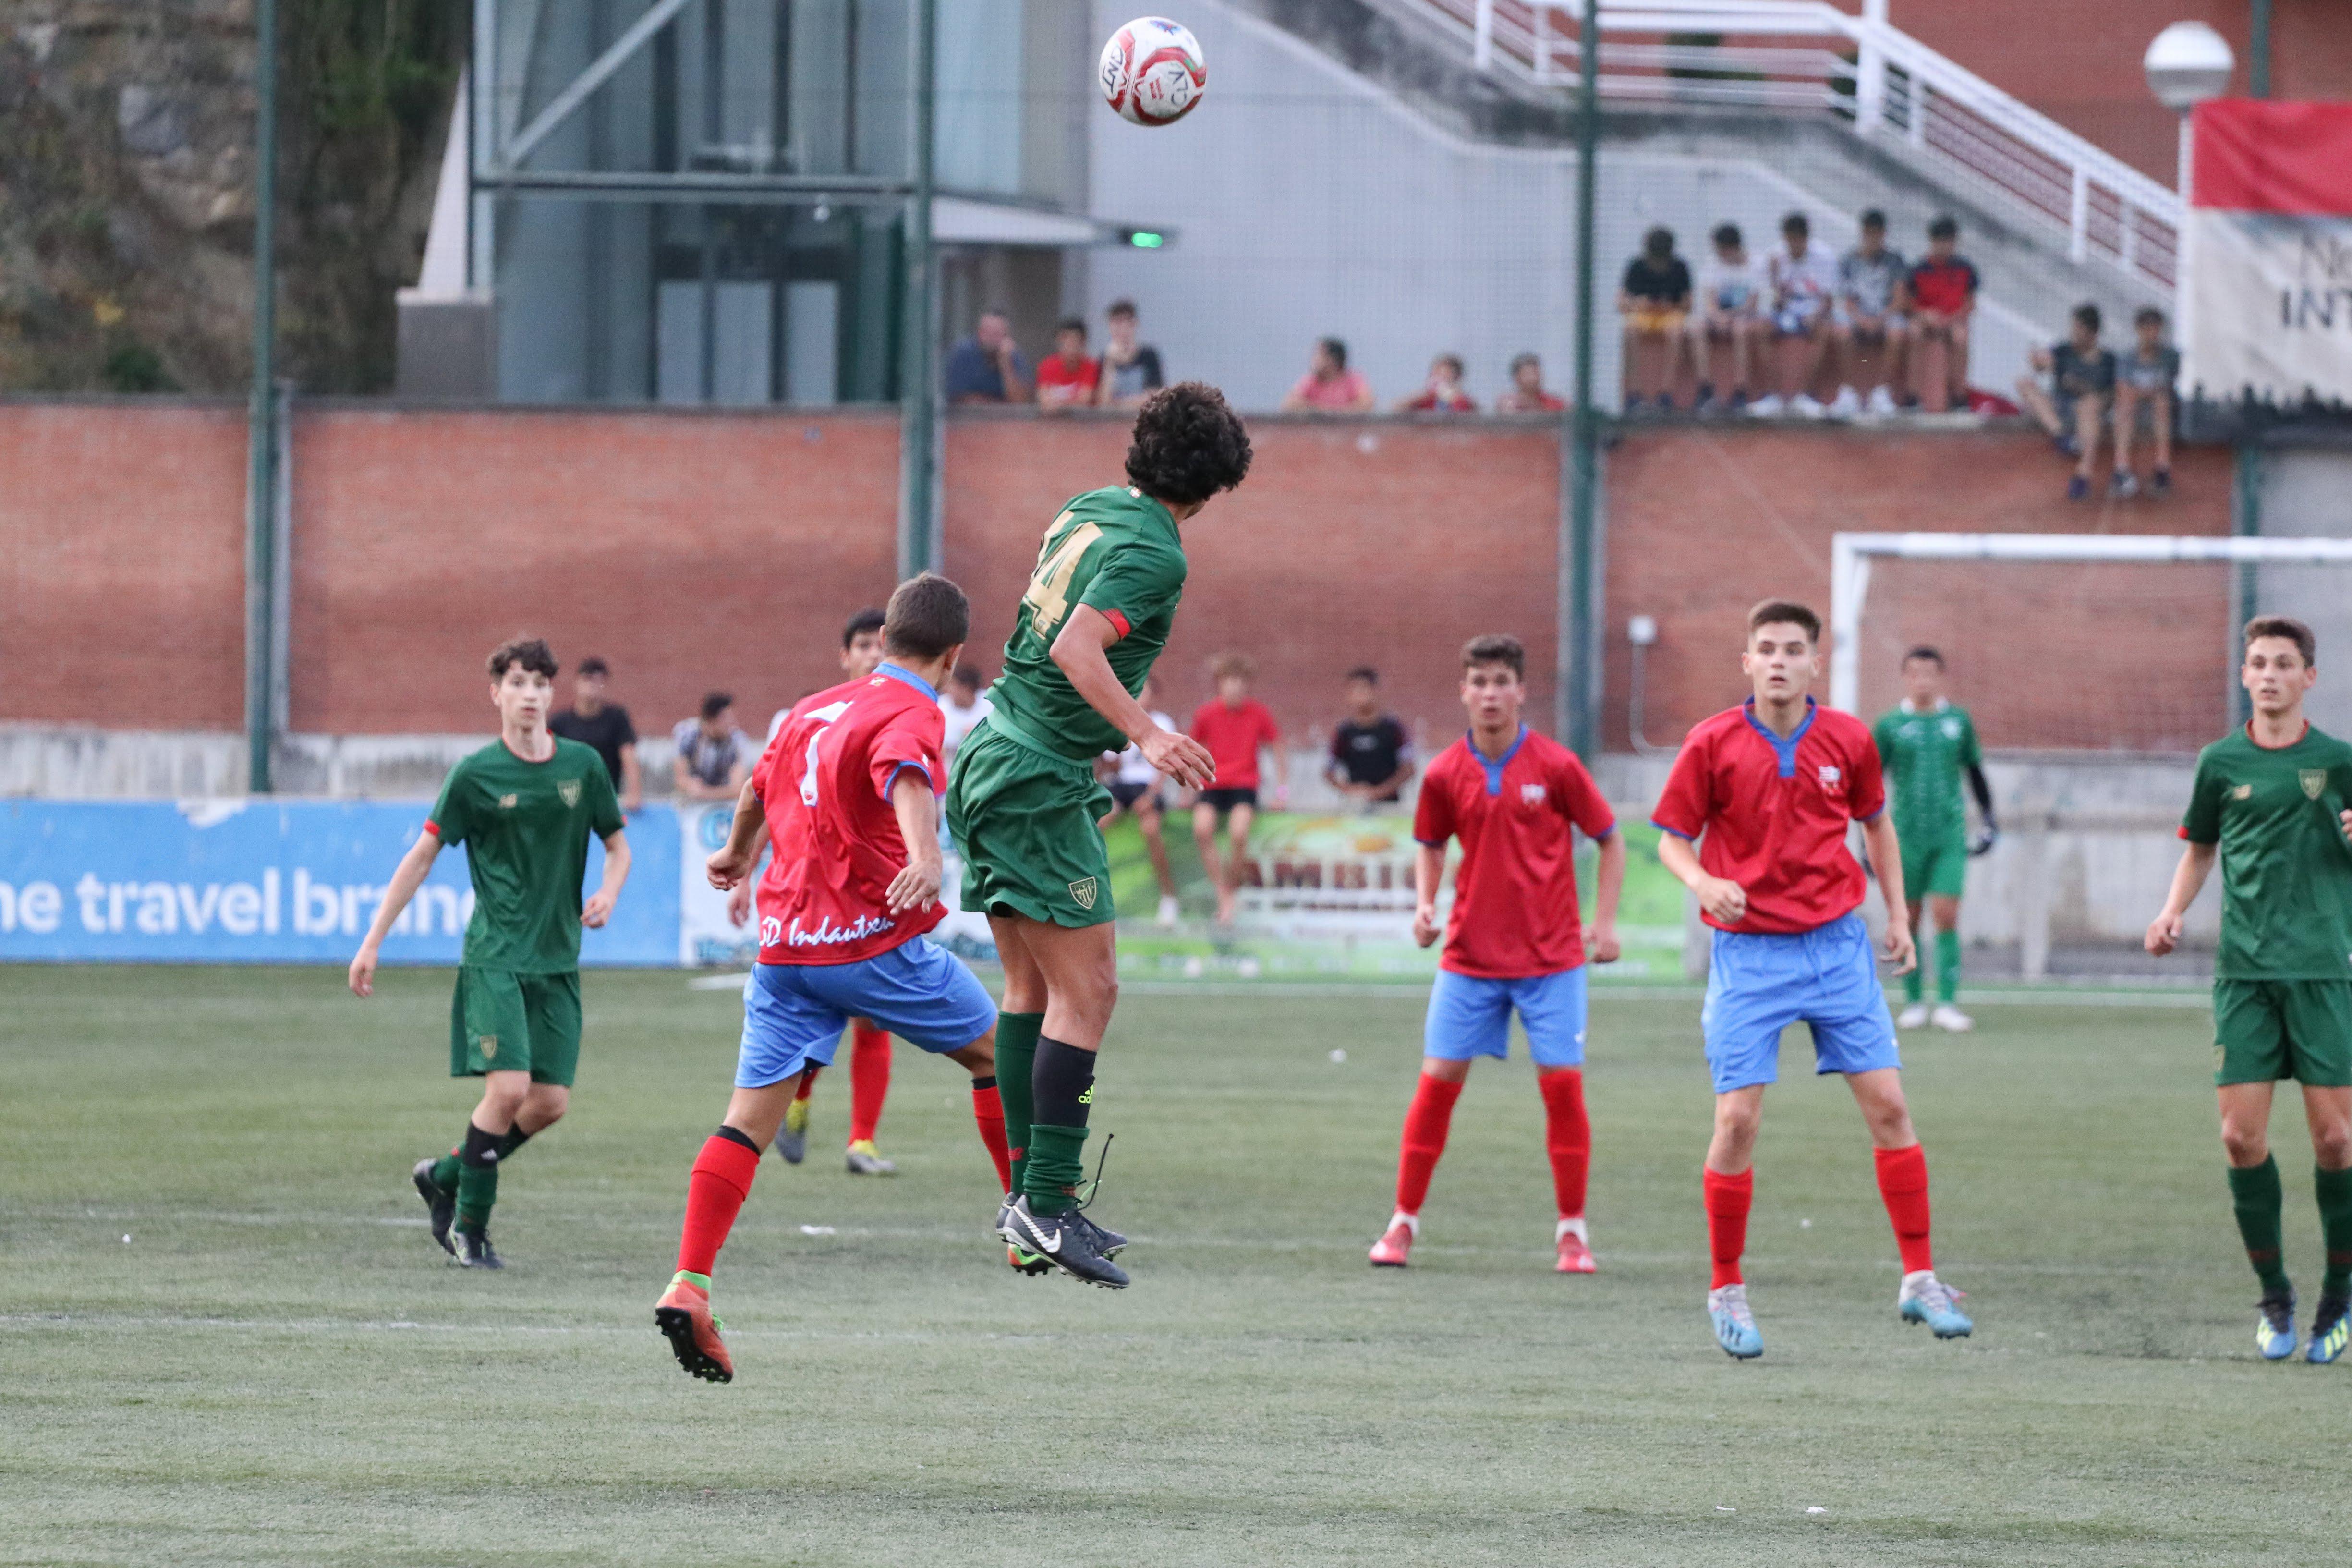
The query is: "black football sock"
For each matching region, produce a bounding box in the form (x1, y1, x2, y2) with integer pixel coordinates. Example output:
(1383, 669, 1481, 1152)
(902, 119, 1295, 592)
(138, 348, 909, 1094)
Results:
(495, 1125, 534, 1162)
(455, 1121, 505, 1234)
(1023, 1037, 1096, 1216)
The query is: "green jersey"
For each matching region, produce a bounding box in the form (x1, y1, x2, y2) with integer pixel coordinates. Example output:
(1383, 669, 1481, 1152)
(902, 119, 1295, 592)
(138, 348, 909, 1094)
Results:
(2182, 723, 2352, 981)
(987, 485, 1188, 761)
(427, 737, 625, 973)
(1872, 700, 1982, 840)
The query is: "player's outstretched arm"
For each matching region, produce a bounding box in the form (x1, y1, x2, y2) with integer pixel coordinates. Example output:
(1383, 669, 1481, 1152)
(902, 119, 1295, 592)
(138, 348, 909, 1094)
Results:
(1859, 814, 1916, 973)
(883, 771, 945, 915)
(707, 777, 766, 890)
(583, 828, 630, 929)
(1657, 831, 1747, 926)
(1411, 843, 1446, 948)
(1050, 606, 1215, 790)
(2146, 841, 2217, 956)
(1586, 831, 1626, 962)
(349, 830, 443, 997)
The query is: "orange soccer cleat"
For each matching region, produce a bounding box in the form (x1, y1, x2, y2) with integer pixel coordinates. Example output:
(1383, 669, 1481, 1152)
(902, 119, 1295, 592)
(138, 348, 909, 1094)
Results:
(1369, 1212, 1418, 1267)
(655, 1271, 734, 1383)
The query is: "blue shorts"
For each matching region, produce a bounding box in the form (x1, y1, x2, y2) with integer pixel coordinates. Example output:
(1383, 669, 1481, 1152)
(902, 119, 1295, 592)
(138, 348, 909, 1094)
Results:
(735, 937, 997, 1089)
(1701, 912, 1899, 1094)
(1424, 966, 1588, 1069)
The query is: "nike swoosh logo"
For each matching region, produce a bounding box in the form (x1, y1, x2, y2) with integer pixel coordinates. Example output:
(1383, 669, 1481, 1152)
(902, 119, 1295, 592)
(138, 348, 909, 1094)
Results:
(1035, 1226, 1063, 1254)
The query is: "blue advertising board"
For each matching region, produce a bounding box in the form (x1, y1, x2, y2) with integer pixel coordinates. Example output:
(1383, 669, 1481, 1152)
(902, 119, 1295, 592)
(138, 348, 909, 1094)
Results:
(0, 799, 679, 965)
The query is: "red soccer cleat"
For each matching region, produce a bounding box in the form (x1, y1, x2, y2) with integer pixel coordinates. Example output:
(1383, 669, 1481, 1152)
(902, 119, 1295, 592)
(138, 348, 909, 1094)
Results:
(1555, 1225, 1597, 1275)
(655, 1272, 733, 1383)
(1369, 1212, 1418, 1267)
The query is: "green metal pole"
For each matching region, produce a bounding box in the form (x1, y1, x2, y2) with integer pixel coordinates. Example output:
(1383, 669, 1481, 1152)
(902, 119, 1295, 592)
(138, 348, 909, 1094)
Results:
(1563, 0, 1601, 756)
(2232, 444, 2262, 725)
(245, 0, 279, 793)
(897, 0, 938, 579)
(2249, 0, 2272, 98)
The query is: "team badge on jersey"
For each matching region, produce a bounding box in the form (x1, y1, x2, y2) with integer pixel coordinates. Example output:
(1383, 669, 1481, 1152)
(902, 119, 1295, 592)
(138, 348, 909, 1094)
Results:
(1068, 877, 1100, 910)
(2303, 769, 2328, 800)
(499, 793, 519, 809)
(2234, 783, 2254, 800)
(1819, 765, 1842, 786)
(1521, 783, 1547, 805)
(559, 778, 582, 807)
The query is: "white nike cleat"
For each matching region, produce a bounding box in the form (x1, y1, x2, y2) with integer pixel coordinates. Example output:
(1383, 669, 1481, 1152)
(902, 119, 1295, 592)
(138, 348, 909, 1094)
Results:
(1930, 1004, 1974, 1033)
(1896, 1003, 1929, 1030)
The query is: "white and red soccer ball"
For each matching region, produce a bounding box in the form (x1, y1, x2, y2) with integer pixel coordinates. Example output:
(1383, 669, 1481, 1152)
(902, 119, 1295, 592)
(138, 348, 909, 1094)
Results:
(1099, 17, 1206, 127)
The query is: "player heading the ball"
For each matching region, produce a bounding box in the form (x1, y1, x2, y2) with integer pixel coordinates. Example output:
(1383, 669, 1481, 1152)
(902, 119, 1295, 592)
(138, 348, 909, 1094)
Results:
(657, 574, 1013, 1384)
(1370, 634, 1625, 1275)
(1650, 600, 1971, 1359)
(946, 382, 1253, 1289)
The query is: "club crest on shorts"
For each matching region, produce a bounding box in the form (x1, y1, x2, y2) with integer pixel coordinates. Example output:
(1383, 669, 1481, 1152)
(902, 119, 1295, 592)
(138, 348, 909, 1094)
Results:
(558, 778, 582, 807)
(479, 1034, 498, 1060)
(2302, 769, 2328, 800)
(1068, 877, 1100, 910)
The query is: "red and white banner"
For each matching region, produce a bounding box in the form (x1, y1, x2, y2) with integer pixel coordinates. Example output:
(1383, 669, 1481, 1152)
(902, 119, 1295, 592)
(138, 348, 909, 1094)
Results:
(2187, 100, 2352, 410)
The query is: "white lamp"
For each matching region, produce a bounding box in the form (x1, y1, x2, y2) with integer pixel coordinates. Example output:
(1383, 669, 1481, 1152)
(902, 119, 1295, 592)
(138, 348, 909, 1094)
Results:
(2144, 21, 2234, 112)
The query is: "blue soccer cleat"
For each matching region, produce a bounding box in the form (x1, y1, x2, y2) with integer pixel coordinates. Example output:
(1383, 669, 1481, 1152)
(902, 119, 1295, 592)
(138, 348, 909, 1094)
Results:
(1709, 1284, 1763, 1360)
(2308, 1296, 2348, 1365)
(1898, 1271, 1973, 1339)
(2255, 1290, 2298, 1360)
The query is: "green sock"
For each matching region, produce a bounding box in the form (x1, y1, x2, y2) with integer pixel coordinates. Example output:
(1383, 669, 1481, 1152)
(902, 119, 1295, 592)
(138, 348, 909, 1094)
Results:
(1023, 1123, 1090, 1216)
(995, 1012, 1043, 1199)
(1935, 928, 1962, 1005)
(2228, 1156, 2291, 1296)
(1903, 951, 1924, 1004)
(2316, 1165, 2352, 1299)
(456, 1160, 499, 1233)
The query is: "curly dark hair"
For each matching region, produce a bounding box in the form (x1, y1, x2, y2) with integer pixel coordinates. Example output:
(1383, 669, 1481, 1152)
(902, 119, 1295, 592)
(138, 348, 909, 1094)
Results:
(1124, 382, 1252, 507)
(487, 636, 558, 680)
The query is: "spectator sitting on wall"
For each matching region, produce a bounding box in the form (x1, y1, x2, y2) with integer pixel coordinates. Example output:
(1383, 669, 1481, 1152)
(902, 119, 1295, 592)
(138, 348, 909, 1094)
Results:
(2112, 306, 2179, 499)
(673, 691, 753, 802)
(1690, 222, 1764, 414)
(1907, 215, 1979, 410)
(549, 655, 642, 812)
(944, 307, 1031, 404)
(1035, 317, 1100, 411)
(1093, 298, 1165, 409)
(2015, 303, 2117, 503)
(1493, 352, 1567, 413)
(1326, 666, 1415, 809)
(1618, 225, 1692, 412)
(1395, 354, 1477, 413)
(939, 662, 993, 766)
(1281, 337, 1377, 413)
(1760, 210, 1849, 418)
(1838, 209, 1913, 416)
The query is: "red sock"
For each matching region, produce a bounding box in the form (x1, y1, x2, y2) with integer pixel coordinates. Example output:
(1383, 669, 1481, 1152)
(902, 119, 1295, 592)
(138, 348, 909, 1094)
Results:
(971, 1081, 1012, 1194)
(1704, 1167, 1753, 1288)
(1395, 1074, 1465, 1215)
(794, 1066, 821, 1103)
(1874, 1143, 1934, 1274)
(848, 1023, 892, 1144)
(676, 1132, 761, 1277)
(1537, 1068, 1591, 1220)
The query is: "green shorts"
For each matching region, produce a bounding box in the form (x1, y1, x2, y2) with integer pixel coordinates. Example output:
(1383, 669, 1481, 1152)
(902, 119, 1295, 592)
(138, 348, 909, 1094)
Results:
(450, 967, 583, 1085)
(2213, 978, 2352, 1087)
(1901, 829, 1970, 901)
(945, 717, 1116, 929)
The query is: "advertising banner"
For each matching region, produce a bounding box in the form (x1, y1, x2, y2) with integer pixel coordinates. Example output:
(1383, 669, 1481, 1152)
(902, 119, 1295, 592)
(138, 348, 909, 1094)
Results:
(0, 799, 678, 965)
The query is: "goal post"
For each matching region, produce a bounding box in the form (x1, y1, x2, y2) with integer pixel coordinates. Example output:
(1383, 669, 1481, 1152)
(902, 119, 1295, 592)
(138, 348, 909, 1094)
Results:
(1829, 532, 2352, 718)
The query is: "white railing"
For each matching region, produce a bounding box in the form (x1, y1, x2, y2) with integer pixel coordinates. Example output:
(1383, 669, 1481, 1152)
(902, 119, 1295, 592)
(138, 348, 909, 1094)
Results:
(1436, 0, 2178, 292)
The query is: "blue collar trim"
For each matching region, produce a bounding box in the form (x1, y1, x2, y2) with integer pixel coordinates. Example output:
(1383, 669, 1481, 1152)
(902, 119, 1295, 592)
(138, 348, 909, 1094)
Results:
(876, 662, 938, 702)
(1743, 697, 1816, 778)
(1468, 726, 1528, 796)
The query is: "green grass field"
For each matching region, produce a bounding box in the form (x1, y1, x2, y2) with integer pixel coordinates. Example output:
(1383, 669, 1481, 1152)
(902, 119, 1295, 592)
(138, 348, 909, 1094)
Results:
(4, 966, 2349, 1566)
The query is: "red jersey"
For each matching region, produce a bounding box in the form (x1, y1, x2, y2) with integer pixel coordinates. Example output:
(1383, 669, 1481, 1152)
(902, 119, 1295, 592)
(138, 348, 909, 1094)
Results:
(1649, 698, 1886, 935)
(751, 666, 947, 965)
(1414, 728, 1617, 978)
(1192, 698, 1281, 789)
(1035, 354, 1101, 408)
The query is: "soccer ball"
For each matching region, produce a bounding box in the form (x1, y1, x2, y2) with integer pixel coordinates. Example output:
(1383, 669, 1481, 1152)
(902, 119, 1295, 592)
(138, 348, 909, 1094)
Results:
(1099, 17, 1206, 126)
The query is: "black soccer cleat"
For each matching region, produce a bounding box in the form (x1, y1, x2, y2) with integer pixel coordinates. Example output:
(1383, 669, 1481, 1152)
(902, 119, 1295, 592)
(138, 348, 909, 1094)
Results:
(1002, 1196, 1128, 1289)
(1076, 1210, 1128, 1259)
(412, 1158, 457, 1257)
(451, 1228, 505, 1270)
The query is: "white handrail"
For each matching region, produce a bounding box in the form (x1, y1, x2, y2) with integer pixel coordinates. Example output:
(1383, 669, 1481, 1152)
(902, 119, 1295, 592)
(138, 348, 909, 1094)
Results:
(1445, 0, 2177, 292)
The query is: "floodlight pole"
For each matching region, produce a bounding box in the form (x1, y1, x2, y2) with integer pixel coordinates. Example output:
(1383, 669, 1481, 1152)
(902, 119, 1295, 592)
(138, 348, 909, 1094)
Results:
(897, 0, 940, 580)
(244, 0, 279, 794)
(1562, 0, 1601, 757)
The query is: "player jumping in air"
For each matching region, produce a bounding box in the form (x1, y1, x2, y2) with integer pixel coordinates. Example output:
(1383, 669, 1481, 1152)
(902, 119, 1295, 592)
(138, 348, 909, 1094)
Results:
(656, 575, 1013, 1382)
(2147, 616, 2352, 1363)
(1651, 600, 1971, 1358)
(946, 382, 1254, 1288)
(1872, 646, 1997, 1032)
(743, 608, 899, 1174)
(351, 637, 632, 1271)
(1370, 634, 1624, 1273)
